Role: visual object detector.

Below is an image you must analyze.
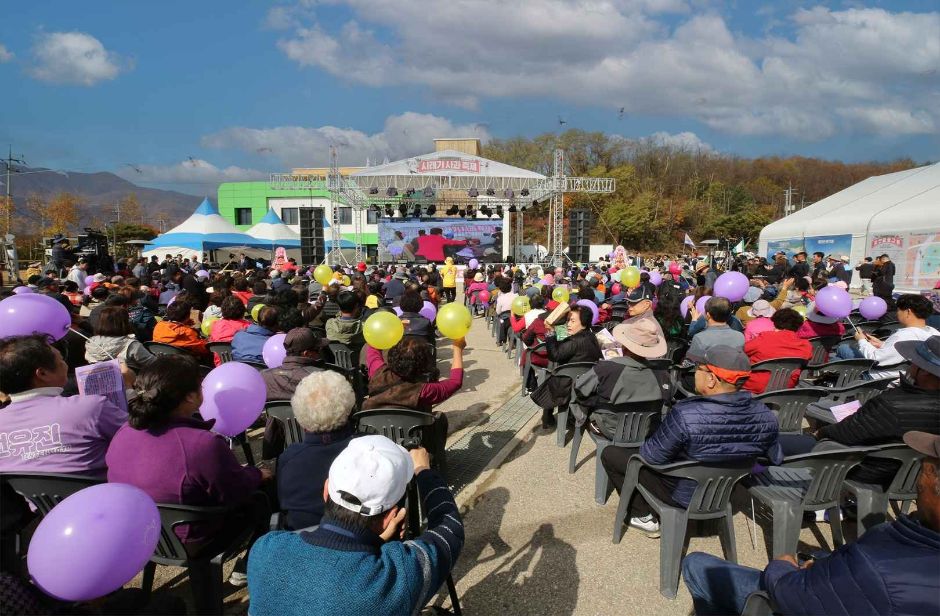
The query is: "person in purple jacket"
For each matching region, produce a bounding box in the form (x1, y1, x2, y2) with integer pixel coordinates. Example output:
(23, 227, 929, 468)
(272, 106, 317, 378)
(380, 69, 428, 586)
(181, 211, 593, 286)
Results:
(0, 335, 127, 477)
(106, 355, 271, 586)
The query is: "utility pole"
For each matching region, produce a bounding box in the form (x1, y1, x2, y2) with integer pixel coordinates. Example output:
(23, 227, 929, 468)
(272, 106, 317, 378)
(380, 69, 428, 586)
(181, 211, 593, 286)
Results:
(783, 183, 799, 217)
(4, 145, 27, 236)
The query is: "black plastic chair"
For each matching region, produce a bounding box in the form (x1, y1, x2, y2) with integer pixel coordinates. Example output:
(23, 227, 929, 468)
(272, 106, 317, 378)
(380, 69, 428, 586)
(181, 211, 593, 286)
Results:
(144, 341, 192, 356)
(327, 342, 360, 371)
(206, 342, 233, 364)
(740, 591, 776, 616)
(806, 335, 843, 365)
(568, 399, 664, 504)
(749, 357, 808, 393)
(505, 326, 519, 359)
(613, 455, 754, 598)
(550, 362, 600, 447)
(747, 447, 870, 557)
(264, 400, 304, 448)
(1, 472, 103, 515)
(753, 388, 828, 434)
(844, 443, 924, 535)
(520, 341, 548, 384)
(823, 377, 894, 405)
(799, 359, 875, 388)
(141, 502, 256, 615)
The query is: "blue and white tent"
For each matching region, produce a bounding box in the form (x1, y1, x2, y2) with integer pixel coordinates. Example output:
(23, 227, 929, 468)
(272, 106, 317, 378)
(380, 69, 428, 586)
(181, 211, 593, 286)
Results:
(142, 198, 267, 260)
(246, 209, 300, 248)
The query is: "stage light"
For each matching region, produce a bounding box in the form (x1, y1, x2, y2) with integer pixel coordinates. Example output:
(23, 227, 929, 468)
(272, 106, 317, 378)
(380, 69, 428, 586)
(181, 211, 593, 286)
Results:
(386, 187, 398, 197)
(412, 204, 422, 218)
(446, 205, 458, 216)
(532, 199, 539, 207)
(468, 188, 479, 198)
(398, 203, 408, 216)
(423, 187, 434, 198)
(508, 205, 517, 213)
(480, 206, 491, 217)
(458, 209, 466, 217)
(405, 188, 415, 198)
(485, 188, 496, 196)
(384, 206, 394, 217)
(426, 204, 436, 216)
(503, 189, 514, 199)
(521, 188, 529, 197)
(496, 206, 504, 217)
(466, 209, 476, 219)
(369, 187, 379, 195)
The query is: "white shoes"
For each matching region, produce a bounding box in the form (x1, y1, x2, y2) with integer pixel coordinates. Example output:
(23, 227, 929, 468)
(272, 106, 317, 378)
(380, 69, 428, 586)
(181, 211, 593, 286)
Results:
(630, 514, 661, 538)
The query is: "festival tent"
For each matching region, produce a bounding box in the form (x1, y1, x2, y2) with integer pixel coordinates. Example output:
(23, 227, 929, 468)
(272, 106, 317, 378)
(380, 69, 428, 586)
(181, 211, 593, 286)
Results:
(245, 209, 301, 248)
(142, 198, 270, 261)
(759, 162, 940, 292)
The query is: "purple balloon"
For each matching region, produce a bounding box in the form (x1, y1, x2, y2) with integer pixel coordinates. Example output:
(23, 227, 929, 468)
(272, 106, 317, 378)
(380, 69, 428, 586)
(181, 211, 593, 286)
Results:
(200, 362, 267, 437)
(695, 295, 712, 316)
(575, 299, 599, 325)
(649, 271, 663, 286)
(262, 333, 287, 369)
(468, 258, 479, 269)
(0, 293, 72, 341)
(27, 483, 159, 602)
(680, 295, 695, 318)
(815, 285, 853, 319)
(393, 306, 404, 317)
(12, 285, 34, 294)
(713, 271, 750, 302)
(858, 296, 888, 320)
(420, 301, 437, 321)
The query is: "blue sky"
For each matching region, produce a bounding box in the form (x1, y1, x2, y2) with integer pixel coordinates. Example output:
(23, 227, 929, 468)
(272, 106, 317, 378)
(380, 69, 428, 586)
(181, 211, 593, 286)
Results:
(1, 0, 937, 195)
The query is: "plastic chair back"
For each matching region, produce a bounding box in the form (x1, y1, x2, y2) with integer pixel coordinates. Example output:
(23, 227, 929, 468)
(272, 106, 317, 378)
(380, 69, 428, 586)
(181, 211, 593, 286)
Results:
(866, 443, 924, 500)
(604, 400, 664, 446)
(206, 342, 233, 363)
(1, 472, 103, 515)
(551, 361, 597, 381)
(804, 359, 875, 388)
(666, 461, 755, 517)
(151, 502, 249, 564)
(741, 591, 775, 616)
(780, 448, 870, 507)
(353, 408, 435, 447)
(144, 341, 190, 356)
(807, 335, 842, 364)
(264, 400, 304, 447)
(754, 388, 828, 433)
(826, 377, 894, 404)
(328, 342, 359, 371)
(750, 357, 808, 392)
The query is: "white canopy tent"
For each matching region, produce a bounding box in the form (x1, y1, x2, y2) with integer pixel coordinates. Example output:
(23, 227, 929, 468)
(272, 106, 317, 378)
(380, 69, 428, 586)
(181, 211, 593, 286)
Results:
(759, 163, 940, 292)
(142, 198, 268, 261)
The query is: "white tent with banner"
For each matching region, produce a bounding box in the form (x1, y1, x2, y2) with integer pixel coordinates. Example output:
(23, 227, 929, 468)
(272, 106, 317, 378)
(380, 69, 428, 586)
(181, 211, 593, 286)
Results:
(142, 198, 269, 261)
(759, 162, 940, 292)
(244, 208, 302, 261)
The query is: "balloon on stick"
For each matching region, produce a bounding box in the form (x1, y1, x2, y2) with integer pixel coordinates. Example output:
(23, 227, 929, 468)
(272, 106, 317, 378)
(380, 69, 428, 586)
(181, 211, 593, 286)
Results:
(262, 333, 287, 368)
(313, 264, 333, 285)
(793, 304, 808, 319)
(250, 303, 266, 322)
(0, 293, 72, 341)
(575, 299, 599, 325)
(27, 483, 160, 602)
(437, 303, 472, 339)
(695, 295, 712, 316)
(622, 267, 641, 287)
(648, 271, 663, 286)
(200, 362, 267, 436)
(200, 317, 218, 337)
(420, 301, 437, 321)
(511, 295, 530, 316)
(680, 295, 695, 318)
(858, 296, 888, 320)
(363, 310, 405, 350)
(610, 283, 622, 296)
(552, 287, 570, 303)
(815, 285, 853, 319)
(713, 272, 750, 302)
(477, 290, 490, 304)
(468, 258, 479, 269)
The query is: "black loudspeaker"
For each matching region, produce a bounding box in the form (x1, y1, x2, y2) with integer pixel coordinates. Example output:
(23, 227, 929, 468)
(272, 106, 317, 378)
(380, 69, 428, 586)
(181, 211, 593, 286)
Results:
(568, 208, 592, 263)
(298, 208, 326, 266)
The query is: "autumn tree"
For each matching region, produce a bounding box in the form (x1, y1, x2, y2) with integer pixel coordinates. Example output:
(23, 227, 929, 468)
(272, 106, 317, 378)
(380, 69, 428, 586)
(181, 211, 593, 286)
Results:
(44, 192, 82, 235)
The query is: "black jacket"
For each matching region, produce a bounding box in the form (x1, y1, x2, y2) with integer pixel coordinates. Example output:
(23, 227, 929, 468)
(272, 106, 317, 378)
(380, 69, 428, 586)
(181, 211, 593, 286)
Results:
(817, 380, 940, 485)
(545, 329, 602, 365)
(788, 261, 810, 279)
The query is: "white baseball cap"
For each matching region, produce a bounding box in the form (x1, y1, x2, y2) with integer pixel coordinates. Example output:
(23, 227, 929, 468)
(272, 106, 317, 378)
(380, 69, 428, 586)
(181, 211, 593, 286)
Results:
(328, 435, 414, 516)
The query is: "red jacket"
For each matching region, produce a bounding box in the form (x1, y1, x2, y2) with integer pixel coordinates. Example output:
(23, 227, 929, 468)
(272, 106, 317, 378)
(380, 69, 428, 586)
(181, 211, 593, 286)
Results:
(414, 234, 467, 263)
(743, 329, 813, 393)
(521, 316, 551, 368)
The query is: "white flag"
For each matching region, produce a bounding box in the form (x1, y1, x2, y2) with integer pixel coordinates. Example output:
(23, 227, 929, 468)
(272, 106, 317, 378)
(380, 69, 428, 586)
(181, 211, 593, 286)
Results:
(684, 233, 695, 247)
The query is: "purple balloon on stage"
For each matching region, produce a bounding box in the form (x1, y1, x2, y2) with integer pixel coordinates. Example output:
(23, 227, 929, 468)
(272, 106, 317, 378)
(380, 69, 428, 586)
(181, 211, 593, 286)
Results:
(420, 301, 437, 321)
(575, 299, 599, 325)
(713, 271, 750, 302)
(680, 296, 694, 318)
(200, 362, 267, 437)
(27, 483, 159, 602)
(649, 271, 663, 286)
(815, 286, 853, 319)
(262, 333, 287, 369)
(858, 296, 888, 320)
(468, 258, 479, 269)
(0, 293, 72, 341)
(12, 286, 33, 294)
(695, 295, 712, 316)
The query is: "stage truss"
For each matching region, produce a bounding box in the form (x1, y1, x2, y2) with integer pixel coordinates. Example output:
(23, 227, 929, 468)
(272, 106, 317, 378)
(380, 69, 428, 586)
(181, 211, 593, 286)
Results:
(269, 148, 614, 267)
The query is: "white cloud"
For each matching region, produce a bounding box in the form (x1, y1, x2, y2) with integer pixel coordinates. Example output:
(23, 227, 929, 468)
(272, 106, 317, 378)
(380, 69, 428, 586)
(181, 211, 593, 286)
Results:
(271, 2, 939, 138)
(646, 131, 712, 152)
(0, 44, 13, 63)
(201, 112, 492, 168)
(29, 32, 130, 86)
(116, 159, 265, 188)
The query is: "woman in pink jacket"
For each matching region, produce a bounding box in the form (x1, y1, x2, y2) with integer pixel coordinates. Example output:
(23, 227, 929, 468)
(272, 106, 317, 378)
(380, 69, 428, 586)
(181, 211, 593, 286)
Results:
(208, 296, 251, 365)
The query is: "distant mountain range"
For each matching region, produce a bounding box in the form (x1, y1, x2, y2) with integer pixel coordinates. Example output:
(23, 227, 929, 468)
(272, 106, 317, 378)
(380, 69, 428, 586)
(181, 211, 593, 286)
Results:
(3, 165, 207, 229)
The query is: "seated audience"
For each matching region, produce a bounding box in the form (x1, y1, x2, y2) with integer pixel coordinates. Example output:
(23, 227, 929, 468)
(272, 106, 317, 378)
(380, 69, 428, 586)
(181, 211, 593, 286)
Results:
(248, 437, 464, 615)
(797, 303, 846, 339)
(276, 371, 357, 530)
(398, 291, 433, 337)
(602, 346, 780, 536)
(742, 308, 814, 393)
(743, 299, 776, 342)
(246, 280, 268, 314)
(682, 429, 940, 616)
(152, 298, 210, 358)
(837, 294, 939, 379)
(232, 305, 280, 363)
(207, 295, 251, 364)
(84, 305, 158, 372)
(571, 318, 670, 439)
(0, 335, 127, 476)
(325, 291, 365, 348)
(686, 297, 745, 361)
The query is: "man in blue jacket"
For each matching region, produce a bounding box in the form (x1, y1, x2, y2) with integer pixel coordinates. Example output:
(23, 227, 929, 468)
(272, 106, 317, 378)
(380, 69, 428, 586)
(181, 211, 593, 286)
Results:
(602, 345, 780, 536)
(232, 305, 279, 363)
(682, 430, 940, 616)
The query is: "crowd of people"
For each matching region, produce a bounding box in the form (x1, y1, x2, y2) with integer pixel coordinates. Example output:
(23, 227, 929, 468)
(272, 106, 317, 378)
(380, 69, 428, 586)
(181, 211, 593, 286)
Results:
(1, 244, 939, 615)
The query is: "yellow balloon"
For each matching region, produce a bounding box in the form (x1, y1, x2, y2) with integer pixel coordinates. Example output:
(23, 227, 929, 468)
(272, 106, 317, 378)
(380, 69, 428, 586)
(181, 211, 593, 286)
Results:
(511, 295, 530, 316)
(314, 264, 333, 286)
(793, 305, 807, 319)
(363, 310, 405, 350)
(341, 275, 351, 286)
(251, 303, 266, 322)
(201, 317, 218, 337)
(552, 287, 570, 303)
(622, 266, 641, 288)
(437, 303, 472, 340)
